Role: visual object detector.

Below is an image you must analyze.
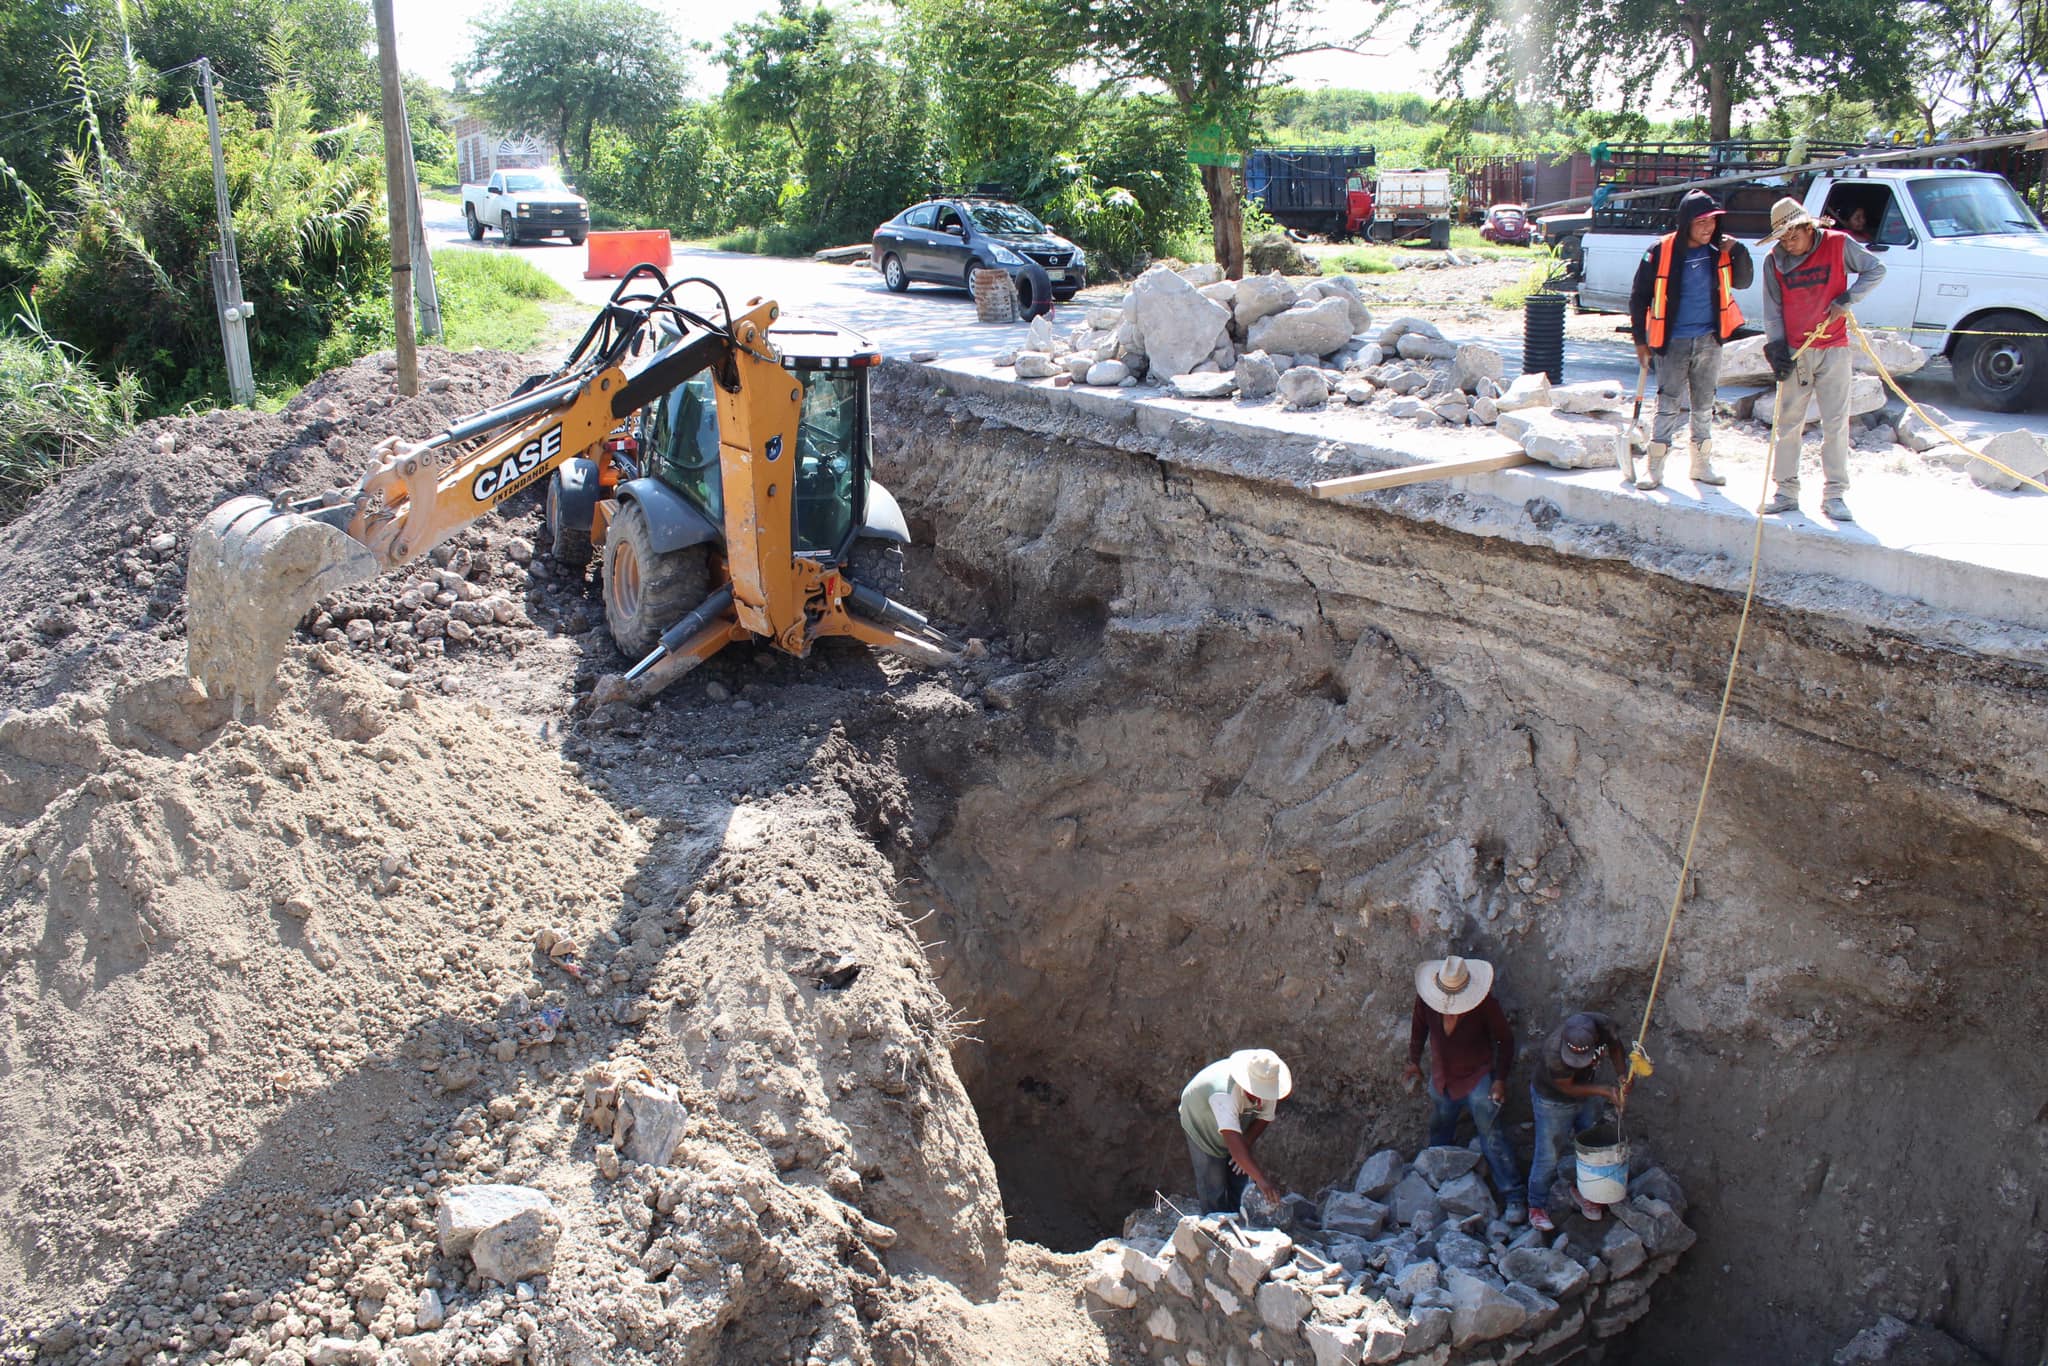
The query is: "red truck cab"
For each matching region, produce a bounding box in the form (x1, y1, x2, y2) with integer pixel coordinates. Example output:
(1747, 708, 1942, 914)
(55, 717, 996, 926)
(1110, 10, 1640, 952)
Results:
(1344, 175, 1376, 236)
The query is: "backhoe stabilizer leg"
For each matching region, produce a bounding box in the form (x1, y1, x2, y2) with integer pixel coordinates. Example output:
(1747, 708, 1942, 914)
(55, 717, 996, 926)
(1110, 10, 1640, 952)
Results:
(835, 611, 958, 666)
(592, 612, 745, 708)
(845, 581, 964, 655)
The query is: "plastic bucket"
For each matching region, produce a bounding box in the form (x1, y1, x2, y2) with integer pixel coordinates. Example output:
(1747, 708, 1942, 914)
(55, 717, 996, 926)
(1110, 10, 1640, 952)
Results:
(1574, 1123, 1629, 1205)
(1522, 291, 1567, 383)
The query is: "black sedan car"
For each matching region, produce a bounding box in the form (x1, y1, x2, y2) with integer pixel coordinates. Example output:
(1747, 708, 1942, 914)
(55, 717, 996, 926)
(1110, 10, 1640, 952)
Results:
(871, 197, 1087, 307)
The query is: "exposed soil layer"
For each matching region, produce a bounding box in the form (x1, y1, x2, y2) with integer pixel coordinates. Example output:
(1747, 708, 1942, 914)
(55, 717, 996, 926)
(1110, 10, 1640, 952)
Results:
(863, 365, 2048, 1366)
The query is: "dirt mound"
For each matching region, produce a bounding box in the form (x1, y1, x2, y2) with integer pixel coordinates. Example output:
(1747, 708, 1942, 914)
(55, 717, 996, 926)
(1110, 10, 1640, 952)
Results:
(0, 349, 536, 710)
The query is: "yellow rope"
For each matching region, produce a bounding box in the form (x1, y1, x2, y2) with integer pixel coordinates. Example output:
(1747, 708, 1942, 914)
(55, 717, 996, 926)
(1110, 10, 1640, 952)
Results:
(1846, 315, 2048, 496)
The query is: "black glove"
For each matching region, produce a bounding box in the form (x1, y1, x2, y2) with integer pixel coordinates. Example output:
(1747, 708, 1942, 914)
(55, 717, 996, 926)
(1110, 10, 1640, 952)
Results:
(1764, 339, 1794, 382)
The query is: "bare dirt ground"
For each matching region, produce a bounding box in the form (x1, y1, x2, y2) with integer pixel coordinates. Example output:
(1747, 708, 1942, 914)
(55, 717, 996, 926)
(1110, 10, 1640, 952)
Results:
(0, 350, 1126, 1366)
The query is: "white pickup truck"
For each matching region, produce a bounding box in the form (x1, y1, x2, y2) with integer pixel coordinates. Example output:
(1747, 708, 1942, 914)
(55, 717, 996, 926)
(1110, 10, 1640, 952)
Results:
(462, 169, 590, 247)
(1577, 168, 2048, 410)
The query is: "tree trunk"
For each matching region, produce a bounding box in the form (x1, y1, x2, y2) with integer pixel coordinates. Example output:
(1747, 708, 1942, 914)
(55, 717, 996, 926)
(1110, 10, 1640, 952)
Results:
(1707, 60, 1732, 141)
(1200, 163, 1247, 279)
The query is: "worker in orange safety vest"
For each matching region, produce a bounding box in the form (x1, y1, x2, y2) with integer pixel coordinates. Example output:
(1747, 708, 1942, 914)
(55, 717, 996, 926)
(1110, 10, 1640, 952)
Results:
(1628, 189, 1754, 491)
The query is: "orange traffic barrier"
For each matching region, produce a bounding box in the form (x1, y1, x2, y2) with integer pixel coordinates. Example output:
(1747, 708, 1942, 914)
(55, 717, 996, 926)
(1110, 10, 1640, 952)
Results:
(583, 230, 673, 280)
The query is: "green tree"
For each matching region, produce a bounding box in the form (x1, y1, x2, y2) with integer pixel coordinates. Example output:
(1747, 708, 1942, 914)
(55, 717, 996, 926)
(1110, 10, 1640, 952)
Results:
(0, 2, 130, 209)
(459, 0, 686, 182)
(718, 3, 940, 246)
(896, 0, 1085, 181)
(1385, 0, 1913, 142)
(131, 0, 378, 127)
(1045, 0, 1339, 277)
(1905, 0, 2044, 136)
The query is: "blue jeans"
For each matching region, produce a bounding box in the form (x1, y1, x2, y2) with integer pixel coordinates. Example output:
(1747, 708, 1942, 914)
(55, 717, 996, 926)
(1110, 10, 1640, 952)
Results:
(1527, 1088, 1600, 1211)
(1187, 1133, 1247, 1215)
(1427, 1071, 1522, 1203)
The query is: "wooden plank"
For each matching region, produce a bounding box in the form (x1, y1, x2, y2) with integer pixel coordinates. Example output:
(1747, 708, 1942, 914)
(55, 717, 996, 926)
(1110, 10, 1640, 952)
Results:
(1312, 451, 1532, 498)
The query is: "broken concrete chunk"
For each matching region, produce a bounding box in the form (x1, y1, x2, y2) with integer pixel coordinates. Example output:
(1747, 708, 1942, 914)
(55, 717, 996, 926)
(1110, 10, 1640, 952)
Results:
(1549, 379, 1630, 414)
(1013, 351, 1058, 379)
(1131, 264, 1232, 379)
(1377, 316, 1443, 347)
(1249, 297, 1357, 358)
(1895, 404, 1956, 452)
(1453, 343, 1505, 392)
(1500, 409, 1624, 469)
(1967, 428, 2048, 491)
(1498, 371, 1553, 411)
(1256, 1277, 1310, 1334)
(1234, 350, 1281, 400)
(1278, 366, 1331, 410)
(1178, 262, 1224, 287)
(472, 1206, 561, 1285)
(1396, 332, 1457, 361)
(436, 1184, 553, 1258)
(1169, 371, 1237, 400)
(1754, 372, 1884, 425)
(1232, 272, 1301, 335)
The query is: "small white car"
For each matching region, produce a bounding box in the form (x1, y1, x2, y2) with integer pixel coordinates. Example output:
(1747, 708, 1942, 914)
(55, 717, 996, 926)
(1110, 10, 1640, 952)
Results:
(462, 169, 590, 247)
(1578, 168, 2048, 410)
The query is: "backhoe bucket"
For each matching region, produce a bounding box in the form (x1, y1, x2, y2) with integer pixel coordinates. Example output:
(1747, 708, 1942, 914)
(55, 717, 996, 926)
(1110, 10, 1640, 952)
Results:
(185, 495, 377, 718)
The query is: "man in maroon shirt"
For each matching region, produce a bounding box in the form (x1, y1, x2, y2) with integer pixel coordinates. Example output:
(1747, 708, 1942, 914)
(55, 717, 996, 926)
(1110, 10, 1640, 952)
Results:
(1405, 955, 1525, 1224)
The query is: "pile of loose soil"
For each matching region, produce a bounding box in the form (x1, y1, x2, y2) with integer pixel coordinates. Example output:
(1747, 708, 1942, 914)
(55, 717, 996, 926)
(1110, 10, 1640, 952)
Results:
(0, 355, 1124, 1365)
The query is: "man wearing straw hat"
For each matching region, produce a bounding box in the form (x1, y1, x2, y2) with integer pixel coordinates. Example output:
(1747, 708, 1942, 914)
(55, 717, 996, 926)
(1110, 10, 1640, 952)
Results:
(1526, 1010, 1629, 1232)
(1179, 1049, 1293, 1214)
(1405, 954, 1525, 1225)
(1759, 194, 1887, 522)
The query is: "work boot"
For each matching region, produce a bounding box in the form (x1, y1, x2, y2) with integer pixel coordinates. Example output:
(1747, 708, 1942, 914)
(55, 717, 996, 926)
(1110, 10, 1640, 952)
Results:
(1690, 441, 1726, 486)
(1504, 1200, 1528, 1226)
(1822, 495, 1854, 522)
(1760, 487, 1799, 515)
(1635, 442, 1667, 491)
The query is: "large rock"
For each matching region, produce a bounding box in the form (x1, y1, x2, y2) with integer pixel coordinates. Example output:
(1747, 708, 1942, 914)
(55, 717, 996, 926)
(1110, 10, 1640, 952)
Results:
(1233, 272, 1300, 333)
(1169, 371, 1237, 400)
(1248, 297, 1357, 358)
(437, 1185, 553, 1257)
(1600, 1221, 1648, 1277)
(1966, 428, 2048, 491)
(1446, 1267, 1529, 1347)
(471, 1206, 562, 1285)
(1628, 1167, 1688, 1217)
(1855, 332, 1929, 378)
(1377, 316, 1443, 348)
(1235, 350, 1281, 400)
(1833, 1313, 1994, 1365)
(615, 1078, 688, 1165)
(1277, 365, 1331, 409)
(1320, 1191, 1390, 1238)
(1198, 279, 1237, 307)
(1246, 231, 1318, 275)
(1434, 1171, 1497, 1220)
(1499, 409, 1625, 469)
(1128, 264, 1232, 381)
(1503, 1282, 1563, 1335)
(1396, 332, 1457, 361)
(1178, 262, 1224, 287)
(1257, 1278, 1311, 1335)
(1304, 275, 1373, 333)
(1386, 1170, 1443, 1228)
(1086, 359, 1132, 387)
(1719, 333, 1773, 385)
(1550, 378, 1630, 414)
(1502, 1245, 1593, 1299)
(1896, 403, 1957, 452)
(1226, 1227, 1295, 1292)
(1355, 1150, 1406, 1199)
(1498, 371, 1553, 411)
(1453, 343, 1505, 392)
(1433, 1229, 1492, 1271)
(1013, 351, 1058, 379)
(1413, 1146, 1482, 1186)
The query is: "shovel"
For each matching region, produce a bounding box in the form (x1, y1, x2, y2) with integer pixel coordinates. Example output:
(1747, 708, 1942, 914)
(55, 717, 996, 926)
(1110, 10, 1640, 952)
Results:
(1619, 358, 1649, 485)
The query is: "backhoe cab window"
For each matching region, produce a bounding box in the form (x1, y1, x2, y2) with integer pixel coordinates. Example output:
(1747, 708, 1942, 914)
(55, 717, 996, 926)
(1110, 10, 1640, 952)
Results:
(651, 373, 723, 522)
(793, 371, 864, 556)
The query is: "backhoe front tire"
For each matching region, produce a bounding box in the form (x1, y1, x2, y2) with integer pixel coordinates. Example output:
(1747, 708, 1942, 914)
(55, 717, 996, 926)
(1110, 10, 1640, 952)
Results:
(545, 472, 592, 570)
(846, 537, 906, 600)
(603, 500, 711, 660)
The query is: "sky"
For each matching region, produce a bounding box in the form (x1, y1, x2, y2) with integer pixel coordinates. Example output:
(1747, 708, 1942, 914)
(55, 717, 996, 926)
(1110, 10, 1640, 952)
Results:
(393, 0, 1461, 100)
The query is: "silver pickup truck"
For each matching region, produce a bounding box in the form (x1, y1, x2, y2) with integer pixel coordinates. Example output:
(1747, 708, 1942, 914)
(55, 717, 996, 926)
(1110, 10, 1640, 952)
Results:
(1577, 168, 2048, 410)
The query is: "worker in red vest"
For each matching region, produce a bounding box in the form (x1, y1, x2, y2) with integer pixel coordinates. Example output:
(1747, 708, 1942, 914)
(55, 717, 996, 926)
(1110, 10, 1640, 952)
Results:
(1760, 196, 1886, 522)
(1629, 189, 1754, 491)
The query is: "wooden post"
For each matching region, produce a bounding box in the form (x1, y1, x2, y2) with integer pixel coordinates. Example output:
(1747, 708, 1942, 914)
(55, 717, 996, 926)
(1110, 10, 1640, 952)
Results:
(372, 0, 418, 396)
(199, 60, 255, 406)
(399, 99, 442, 340)
(1312, 452, 1533, 498)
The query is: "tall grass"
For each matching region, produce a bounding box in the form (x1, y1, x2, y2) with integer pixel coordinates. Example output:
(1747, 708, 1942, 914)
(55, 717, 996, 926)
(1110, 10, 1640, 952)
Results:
(0, 303, 142, 516)
(434, 252, 571, 352)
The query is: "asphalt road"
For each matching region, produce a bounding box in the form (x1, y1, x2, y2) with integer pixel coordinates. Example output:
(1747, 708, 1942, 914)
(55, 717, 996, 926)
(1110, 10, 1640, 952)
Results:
(420, 198, 2036, 438)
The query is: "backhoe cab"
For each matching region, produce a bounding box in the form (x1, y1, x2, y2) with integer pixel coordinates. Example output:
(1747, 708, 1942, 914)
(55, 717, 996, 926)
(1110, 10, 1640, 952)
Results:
(186, 268, 957, 717)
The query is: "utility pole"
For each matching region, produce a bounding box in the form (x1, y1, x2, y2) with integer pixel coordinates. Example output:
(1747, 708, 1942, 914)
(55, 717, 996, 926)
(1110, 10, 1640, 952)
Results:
(199, 59, 256, 406)
(400, 99, 442, 339)
(372, 0, 418, 395)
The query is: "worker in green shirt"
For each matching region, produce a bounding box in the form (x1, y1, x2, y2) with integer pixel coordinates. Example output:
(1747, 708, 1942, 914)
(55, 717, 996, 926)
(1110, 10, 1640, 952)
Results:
(1179, 1049, 1292, 1214)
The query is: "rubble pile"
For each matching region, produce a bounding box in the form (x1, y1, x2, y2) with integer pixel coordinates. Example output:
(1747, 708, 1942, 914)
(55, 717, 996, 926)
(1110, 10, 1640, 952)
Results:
(991, 262, 1520, 427)
(1085, 1145, 1697, 1366)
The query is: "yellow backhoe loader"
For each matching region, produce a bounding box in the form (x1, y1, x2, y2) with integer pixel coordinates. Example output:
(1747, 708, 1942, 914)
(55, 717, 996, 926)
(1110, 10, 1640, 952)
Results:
(186, 268, 958, 717)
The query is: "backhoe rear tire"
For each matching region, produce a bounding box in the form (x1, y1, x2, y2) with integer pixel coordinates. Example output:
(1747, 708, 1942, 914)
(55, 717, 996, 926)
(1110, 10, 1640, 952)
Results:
(603, 501, 711, 660)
